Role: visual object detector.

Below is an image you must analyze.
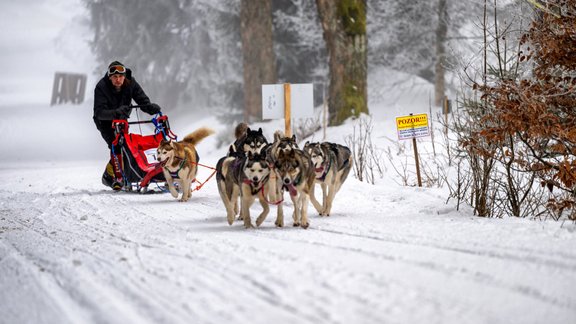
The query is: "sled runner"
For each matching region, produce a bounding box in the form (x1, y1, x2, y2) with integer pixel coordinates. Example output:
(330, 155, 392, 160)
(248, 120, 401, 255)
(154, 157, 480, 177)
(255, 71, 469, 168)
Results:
(111, 108, 177, 193)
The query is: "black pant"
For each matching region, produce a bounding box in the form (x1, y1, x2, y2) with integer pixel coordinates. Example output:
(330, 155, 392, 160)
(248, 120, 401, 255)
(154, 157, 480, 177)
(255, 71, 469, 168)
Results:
(94, 117, 116, 149)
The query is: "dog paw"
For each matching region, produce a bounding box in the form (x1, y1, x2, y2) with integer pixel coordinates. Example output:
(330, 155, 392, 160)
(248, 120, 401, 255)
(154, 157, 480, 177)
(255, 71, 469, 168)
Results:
(301, 222, 309, 229)
(293, 222, 300, 227)
(256, 216, 266, 227)
(275, 220, 284, 227)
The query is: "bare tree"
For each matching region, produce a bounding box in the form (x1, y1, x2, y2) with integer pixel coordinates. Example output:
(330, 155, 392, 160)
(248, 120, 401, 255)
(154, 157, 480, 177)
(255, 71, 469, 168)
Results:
(434, 0, 448, 106)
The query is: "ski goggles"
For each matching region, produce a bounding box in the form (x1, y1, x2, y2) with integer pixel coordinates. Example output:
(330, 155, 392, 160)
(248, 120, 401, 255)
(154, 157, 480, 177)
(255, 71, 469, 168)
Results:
(108, 64, 126, 76)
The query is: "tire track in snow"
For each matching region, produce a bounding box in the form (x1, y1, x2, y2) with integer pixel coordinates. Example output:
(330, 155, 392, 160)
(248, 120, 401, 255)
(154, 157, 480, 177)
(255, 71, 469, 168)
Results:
(1, 190, 196, 323)
(33, 189, 322, 323)
(303, 226, 576, 311)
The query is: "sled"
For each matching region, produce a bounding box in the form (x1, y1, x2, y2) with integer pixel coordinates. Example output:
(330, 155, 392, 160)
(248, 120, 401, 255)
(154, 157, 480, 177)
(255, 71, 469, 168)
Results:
(111, 109, 176, 193)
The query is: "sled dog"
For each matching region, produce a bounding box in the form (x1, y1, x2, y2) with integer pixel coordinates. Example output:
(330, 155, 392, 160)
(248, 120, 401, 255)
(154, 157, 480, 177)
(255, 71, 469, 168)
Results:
(303, 142, 352, 216)
(219, 123, 270, 224)
(266, 130, 298, 160)
(215, 146, 243, 224)
(157, 127, 214, 202)
(273, 147, 315, 229)
(259, 131, 300, 227)
(216, 151, 271, 228)
(231, 123, 269, 156)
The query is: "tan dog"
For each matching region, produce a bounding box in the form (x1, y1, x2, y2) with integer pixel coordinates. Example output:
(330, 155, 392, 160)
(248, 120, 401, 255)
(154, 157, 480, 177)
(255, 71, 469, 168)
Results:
(157, 127, 214, 201)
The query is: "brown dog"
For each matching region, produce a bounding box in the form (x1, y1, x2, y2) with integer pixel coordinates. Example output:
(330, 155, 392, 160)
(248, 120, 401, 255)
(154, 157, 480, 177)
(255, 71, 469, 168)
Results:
(157, 127, 214, 201)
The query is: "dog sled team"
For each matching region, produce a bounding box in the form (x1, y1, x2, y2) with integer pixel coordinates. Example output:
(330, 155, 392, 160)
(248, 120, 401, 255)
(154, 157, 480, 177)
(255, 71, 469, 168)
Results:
(215, 123, 352, 229)
(93, 60, 352, 229)
(106, 119, 352, 229)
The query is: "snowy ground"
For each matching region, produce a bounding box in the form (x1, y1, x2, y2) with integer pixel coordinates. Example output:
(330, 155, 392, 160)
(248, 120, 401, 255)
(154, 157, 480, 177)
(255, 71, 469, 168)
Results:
(1, 1, 576, 324)
(2, 153, 576, 324)
(2, 101, 576, 324)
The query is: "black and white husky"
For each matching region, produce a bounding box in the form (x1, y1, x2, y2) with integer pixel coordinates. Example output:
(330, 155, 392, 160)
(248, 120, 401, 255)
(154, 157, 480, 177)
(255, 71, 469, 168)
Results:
(231, 123, 269, 156)
(216, 150, 272, 228)
(303, 141, 352, 216)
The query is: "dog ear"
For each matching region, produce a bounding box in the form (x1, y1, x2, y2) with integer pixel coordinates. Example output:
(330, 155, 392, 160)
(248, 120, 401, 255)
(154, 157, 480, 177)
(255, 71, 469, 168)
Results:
(291, 134, 296, 142)
(274, 130, 283, 142)
(258, 127, 263, 134)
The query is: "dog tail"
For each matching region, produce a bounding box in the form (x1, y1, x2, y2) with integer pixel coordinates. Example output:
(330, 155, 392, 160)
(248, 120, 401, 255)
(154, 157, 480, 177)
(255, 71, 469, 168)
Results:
(183, 127, 215, 146)
(235, 122, 248, 139)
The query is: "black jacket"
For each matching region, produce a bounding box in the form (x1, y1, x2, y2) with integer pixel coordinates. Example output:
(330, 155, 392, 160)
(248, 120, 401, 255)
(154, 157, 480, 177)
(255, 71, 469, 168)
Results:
(93, 68, 151, 147)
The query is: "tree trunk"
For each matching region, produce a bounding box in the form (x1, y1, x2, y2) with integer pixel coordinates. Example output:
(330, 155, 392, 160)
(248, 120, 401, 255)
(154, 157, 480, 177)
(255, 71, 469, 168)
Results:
(434, 0, 448, 107)
(240, 0, 277, 122)
(316, 0, 368, 126)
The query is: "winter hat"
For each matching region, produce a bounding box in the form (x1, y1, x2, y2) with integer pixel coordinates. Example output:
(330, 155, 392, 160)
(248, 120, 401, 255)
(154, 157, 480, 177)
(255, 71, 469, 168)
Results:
(107, 61, 126, 76)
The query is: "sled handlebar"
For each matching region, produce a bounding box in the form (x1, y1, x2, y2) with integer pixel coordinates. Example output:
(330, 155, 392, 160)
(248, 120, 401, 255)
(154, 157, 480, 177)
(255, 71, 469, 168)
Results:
(128, 120, 155, 125)
(128, 104, 152, 109)
(128, 104, 163, 118)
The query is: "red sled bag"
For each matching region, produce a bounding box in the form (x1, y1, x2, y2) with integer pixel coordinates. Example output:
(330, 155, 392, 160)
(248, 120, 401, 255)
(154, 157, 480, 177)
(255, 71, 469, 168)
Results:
(111, 114, 177, 193)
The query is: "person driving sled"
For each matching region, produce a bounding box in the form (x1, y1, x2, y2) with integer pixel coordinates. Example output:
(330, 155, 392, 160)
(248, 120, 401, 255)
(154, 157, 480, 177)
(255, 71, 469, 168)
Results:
(93, 61, 161, 190)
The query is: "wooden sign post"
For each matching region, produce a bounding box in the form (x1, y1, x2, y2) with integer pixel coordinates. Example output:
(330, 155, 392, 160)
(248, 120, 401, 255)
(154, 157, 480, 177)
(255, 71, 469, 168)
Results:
(412, 135, 422, 187)
(262, 83, 313, 137)
(396, 113, 430, 187)
(284, 83, 291, 137)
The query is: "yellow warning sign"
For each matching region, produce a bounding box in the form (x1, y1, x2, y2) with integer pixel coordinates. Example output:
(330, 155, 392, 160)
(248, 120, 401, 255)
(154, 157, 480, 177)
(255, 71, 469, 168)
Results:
(396, 113, 430, 140)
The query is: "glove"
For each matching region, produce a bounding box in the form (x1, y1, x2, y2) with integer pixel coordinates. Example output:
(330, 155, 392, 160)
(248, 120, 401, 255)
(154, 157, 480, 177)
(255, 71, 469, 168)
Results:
(115, 105, 131, 119)
(145, 103, 161, 115)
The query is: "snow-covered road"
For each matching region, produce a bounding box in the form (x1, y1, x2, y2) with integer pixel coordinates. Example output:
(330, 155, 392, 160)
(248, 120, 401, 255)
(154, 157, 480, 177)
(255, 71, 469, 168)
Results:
(1, 160, 575, 324)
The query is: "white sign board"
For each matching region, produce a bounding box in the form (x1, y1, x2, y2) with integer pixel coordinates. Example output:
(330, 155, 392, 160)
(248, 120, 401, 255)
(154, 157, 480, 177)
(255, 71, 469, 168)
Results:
(262, 83, 314, 119)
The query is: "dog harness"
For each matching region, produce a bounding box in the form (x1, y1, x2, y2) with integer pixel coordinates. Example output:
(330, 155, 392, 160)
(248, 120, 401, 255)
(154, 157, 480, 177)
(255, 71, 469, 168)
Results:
(242, 175, 270, 196)
(241, 176, 284, 205)
(165, 157, 187, 179)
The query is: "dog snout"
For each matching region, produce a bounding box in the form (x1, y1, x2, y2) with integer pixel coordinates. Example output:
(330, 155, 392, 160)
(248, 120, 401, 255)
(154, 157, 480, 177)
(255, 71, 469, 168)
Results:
(252, 176, 259, 182)
(283, 177, 291, 184)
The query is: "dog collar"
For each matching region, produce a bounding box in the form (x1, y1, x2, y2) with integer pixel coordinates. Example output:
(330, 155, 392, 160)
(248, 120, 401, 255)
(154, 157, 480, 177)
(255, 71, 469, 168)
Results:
(243, 175, 269, 195)
(164, 157, 187, 177)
